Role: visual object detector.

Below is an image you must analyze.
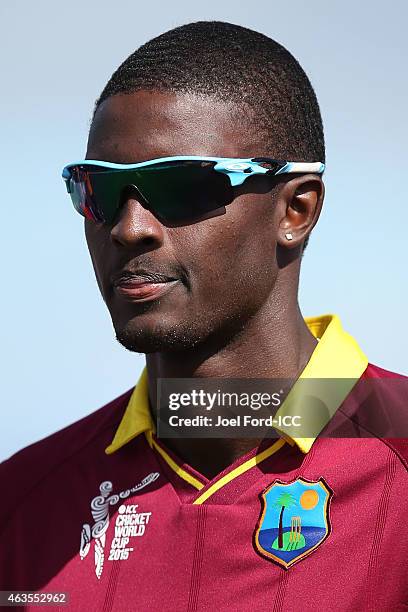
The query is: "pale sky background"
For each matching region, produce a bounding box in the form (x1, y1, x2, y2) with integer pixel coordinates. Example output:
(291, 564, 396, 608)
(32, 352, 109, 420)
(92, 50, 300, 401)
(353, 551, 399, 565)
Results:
(1, 0, 407, 462)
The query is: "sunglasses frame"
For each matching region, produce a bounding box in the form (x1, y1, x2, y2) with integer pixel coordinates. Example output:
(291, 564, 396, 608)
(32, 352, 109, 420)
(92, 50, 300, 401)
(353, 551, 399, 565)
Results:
(63, 155, 325, 188)
(62, 156, 325, 223)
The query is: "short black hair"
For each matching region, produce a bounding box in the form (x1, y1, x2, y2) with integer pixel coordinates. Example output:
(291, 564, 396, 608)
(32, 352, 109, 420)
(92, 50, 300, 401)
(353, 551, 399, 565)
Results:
(93, 20, 325, 164)
(94, 21, 324, 251)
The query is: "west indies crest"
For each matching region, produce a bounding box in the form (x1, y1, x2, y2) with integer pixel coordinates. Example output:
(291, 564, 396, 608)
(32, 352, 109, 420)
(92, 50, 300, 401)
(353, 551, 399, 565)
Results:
(254, 477, 333, 569)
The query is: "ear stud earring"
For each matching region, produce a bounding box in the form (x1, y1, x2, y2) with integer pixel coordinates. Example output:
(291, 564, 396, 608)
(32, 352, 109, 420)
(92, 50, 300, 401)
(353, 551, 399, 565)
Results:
(285, 232, 293, 241)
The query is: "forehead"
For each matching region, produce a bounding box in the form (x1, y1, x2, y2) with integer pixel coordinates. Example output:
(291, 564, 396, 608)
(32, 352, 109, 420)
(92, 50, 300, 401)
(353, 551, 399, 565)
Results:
(86, 90, 262, 163)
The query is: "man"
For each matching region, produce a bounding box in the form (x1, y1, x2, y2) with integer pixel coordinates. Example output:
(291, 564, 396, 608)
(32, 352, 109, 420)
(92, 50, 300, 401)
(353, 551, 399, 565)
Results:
(1, 21, 407, 612)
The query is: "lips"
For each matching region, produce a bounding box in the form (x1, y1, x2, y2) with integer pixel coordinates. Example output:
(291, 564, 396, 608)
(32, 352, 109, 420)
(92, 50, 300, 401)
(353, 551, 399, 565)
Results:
(112, 270, 180, 302)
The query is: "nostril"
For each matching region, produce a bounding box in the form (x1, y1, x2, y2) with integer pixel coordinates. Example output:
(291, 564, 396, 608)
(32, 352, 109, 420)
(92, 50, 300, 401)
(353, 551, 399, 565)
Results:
(143, 235, 156, 247)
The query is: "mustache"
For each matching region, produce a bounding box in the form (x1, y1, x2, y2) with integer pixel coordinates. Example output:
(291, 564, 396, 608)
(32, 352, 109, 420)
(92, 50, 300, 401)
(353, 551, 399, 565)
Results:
(110, 256, 188, 287)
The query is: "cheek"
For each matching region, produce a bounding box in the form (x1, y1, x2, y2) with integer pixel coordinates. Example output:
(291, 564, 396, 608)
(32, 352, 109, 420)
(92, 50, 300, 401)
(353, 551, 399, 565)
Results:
(177, 199, 279, 304)
(84, 221, 110, 296)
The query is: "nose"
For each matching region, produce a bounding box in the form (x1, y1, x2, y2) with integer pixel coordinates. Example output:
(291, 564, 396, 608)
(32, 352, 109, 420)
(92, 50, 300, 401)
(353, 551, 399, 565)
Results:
(110, 194, 165, 249)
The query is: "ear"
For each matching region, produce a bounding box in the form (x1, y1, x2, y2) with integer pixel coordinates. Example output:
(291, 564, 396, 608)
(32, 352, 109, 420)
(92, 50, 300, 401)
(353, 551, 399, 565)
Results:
(276, 175, 325, 249)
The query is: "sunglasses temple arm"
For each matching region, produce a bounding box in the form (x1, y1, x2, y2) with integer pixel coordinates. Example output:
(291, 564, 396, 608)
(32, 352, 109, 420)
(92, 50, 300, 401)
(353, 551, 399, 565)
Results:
(222, 162, 325, 187)
(276, 162, 325, 175)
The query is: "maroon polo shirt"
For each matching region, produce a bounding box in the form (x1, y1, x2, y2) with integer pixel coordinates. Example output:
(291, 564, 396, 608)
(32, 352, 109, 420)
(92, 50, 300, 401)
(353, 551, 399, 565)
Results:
(1, 315, 407, 611)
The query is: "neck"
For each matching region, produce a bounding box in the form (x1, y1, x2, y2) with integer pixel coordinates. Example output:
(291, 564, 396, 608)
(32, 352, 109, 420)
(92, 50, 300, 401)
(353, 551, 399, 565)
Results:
(146, 293, 317, 478)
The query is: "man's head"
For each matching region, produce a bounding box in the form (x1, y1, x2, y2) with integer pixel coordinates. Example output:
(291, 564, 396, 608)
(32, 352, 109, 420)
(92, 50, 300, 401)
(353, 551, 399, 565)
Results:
(84, 21, 325, 354)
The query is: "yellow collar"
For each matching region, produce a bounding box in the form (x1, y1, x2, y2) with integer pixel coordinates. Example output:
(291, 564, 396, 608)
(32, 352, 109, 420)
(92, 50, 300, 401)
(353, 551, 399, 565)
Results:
(105, 314, 368, 456)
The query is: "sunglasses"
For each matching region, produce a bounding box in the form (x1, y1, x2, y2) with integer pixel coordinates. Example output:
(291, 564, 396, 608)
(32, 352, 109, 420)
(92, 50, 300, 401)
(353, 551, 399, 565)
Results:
(62, 156, 325, 224)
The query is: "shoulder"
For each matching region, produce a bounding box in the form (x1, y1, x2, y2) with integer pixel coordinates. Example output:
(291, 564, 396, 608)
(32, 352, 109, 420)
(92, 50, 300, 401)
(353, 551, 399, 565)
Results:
(363, 363, 407, 380)
(362, 363, 408, 470)
(0, 387, 134, 517)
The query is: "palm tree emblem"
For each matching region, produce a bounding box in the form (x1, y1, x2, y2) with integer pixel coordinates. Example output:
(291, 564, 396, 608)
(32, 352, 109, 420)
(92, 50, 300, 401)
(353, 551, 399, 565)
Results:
(273, 492, 297, 549)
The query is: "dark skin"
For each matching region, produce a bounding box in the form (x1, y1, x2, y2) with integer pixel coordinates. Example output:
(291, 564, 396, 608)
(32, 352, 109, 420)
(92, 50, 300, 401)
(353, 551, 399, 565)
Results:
(85, 90, 325, 479)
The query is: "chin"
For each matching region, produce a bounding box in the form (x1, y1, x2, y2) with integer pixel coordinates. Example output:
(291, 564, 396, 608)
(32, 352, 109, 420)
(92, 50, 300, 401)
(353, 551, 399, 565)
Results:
(114, 319, 205, 354)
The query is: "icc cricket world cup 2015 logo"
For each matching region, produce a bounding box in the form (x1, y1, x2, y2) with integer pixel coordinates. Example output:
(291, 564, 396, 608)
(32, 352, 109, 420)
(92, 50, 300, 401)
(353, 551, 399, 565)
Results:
(79, 472, 159, 579)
